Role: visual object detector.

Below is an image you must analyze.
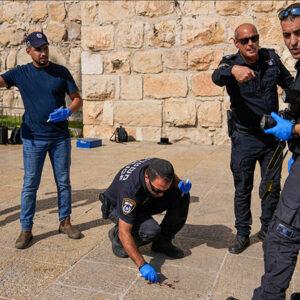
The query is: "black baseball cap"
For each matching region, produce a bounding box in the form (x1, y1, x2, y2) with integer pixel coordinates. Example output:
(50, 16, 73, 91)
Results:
(26, 32, 49, 48)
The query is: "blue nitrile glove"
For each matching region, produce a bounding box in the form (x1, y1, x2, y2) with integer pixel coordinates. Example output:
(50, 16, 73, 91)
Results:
(140, 264, 158, 283)
(288, 156, 294, 173)
(48, 107, 72, 122)
(178, 179, 192, 194)
(264, 112, 293, 141)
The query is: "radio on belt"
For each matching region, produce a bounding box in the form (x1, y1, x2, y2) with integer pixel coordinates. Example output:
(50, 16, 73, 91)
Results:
(76, 138, 102, 148)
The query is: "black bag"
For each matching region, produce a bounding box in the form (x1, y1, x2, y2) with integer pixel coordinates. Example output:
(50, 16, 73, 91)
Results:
(9, 127, 22, 144)
(0, 125, 8, 144)
(110, 126, 128, 143)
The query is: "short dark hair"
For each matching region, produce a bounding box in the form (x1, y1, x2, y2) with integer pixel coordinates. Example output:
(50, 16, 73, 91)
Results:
(146, 158, 174, 184)
(280, 3, 300, 21)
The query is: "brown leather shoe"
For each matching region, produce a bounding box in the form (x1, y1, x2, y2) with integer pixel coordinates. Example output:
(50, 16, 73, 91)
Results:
(15, 230, 33, 249)
(59, 216, 82, 239)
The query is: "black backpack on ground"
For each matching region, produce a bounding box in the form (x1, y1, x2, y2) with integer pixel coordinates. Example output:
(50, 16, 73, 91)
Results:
(9, 127, 22, 144)
(0, 125, 8, 144)
(110, 126, 128, 143)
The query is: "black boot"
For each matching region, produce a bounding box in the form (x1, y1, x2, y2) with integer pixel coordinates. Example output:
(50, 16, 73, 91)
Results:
(228, 235, 250, 254)
(257, 229, 267, 241)
(151, 237, 184, 259)
(108, 226, 128, 258)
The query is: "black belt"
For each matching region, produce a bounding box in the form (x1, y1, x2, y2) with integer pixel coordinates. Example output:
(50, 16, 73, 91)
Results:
(236, 127, 264, 136)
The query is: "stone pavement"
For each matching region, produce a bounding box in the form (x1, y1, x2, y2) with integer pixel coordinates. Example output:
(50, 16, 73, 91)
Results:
(0, 140, 298, 300)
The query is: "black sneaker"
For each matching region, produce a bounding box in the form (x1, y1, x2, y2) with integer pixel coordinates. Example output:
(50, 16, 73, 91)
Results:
(108, 226, 128, 258)
(228, 235, 250, 254)
(151, 240, 184, 259)
(257, 229, 267, 242)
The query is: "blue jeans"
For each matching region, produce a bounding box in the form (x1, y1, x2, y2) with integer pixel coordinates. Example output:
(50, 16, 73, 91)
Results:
(21, 138, 71, 231)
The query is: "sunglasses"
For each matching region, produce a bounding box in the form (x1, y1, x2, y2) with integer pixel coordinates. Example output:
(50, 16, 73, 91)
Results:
(236, 34, 259, 45)
(149, 180, 169, 195)
(278, 7, 300, 20)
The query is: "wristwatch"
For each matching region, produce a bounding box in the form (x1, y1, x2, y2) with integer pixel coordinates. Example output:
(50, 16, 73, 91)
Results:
(291, 124, 299, 138)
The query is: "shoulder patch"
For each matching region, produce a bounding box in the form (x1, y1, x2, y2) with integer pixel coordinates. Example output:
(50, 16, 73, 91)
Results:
(265, 58, 274, 66)
(122, 198, 136, 215)
(218, 63, 230, 69)
(224, 54, 235, 59)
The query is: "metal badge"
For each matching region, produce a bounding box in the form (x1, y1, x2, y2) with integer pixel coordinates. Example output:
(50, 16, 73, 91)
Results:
(276, 223, 294, 238)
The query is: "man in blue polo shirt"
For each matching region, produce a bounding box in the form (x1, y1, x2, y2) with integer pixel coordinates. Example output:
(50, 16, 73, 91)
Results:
(0, 32, 83, 248)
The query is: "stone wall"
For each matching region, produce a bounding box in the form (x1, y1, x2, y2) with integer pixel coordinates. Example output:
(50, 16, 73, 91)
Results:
(0, 1, 297, 145)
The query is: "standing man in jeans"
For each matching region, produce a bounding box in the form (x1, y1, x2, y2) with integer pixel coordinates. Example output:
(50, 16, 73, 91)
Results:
(212, 23, 293, 254)
(0, 32, 83, 248)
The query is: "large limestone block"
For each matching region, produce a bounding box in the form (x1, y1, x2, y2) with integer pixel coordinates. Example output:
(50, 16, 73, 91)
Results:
(104, 51, 131, 74)
(257, 16, 283, 44)
(0, 25, 25, 46)
(83, 124, 115, 139)
(144, 74, 188, 99)
(49, 46, 67, 66)
(0, 6, 4, 24)
(133, 50, 162, 74)
(117, 22, 144, 49)
(252, 1, 286, 13)
(114, 101, 162, 126)
(179, 1, 214, 15)
(81, 2, 98, 25)
(182, 17, 225, 46)
(216, 1, 248, 16)
(136, 1, 174, 17)
(164, 126, 213, 145)
(188, 49, 223, 71)
(49, 2, 66, 22)
(192, 73, 223, 97)
(82, 26, 114, 51)
(44, 24, 67, 43)
(198, 101, 222, 127)
(70, 48, 81, 65)
(120, 75, 143, 100)
(68, 2, 81, 22)
(164, 99, 196, 127)
(148, 20, 176, 48)
(164, 49, 187, 70)
(135, 127, 161, 141)
(81, 51, 103, 75)
(3, 2, 29, 24)
(17, 49, 32, 66)
(228, 16, 255, 39)
(83, 100, 113, 126)
(99, 1, 134, 22)
(31, 2, 48, 22)
(82, 75, 117, 100)
(67, 22, 81, 41)
(7, 49, 17, 70)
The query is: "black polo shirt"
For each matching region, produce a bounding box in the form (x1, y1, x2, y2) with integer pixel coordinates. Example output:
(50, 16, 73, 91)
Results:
(212, 48, 293, 131)
(104, 158, 155, 224)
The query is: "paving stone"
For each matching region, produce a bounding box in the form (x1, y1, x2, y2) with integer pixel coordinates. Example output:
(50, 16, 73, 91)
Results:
(35, 283, 118, 300)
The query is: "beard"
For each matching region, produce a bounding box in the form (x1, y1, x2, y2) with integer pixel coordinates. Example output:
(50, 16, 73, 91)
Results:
(34, 57, 49, 67)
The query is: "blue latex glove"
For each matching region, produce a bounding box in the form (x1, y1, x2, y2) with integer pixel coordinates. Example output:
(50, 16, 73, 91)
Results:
(140, 264, 158, 283)
(48, 107, 72, 123)
(178, 179, 192, 194)
(264, 112, 293, 141)
(288, 156, 294, 173)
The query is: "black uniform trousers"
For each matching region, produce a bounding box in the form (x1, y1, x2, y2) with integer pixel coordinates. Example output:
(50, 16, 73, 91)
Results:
(109, 188, 190, 245)
(230, 130, 281, 237)
(252, 160, 300, 300)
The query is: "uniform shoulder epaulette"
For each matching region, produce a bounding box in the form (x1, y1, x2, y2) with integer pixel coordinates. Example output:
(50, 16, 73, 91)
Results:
(223, 54, 236, 60)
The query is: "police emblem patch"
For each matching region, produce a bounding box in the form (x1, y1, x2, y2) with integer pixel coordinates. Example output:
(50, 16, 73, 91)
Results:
(122, 198, 136, 215)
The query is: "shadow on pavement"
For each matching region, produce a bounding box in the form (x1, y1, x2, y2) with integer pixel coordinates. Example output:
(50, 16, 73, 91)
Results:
(0, 188, 105, 227)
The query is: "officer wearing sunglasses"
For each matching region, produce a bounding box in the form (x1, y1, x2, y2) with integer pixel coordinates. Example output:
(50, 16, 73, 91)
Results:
(212, 23, 294, 255)
(99, 158, 191, 283)
(252, 3, 300, 300)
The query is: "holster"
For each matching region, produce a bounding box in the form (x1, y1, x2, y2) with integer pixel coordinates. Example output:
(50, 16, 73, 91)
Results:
(98, 193, 110, 219)
(227, 110, 236, 137)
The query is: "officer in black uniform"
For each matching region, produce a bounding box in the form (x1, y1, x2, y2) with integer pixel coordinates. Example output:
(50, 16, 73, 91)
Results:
(99, 158, 191, 283)
(212, 23, 294, 254)
(253, 4, 300, 299)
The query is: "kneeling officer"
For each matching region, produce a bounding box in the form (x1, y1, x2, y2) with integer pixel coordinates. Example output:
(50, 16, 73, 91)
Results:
(99, 158, 191, 283)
